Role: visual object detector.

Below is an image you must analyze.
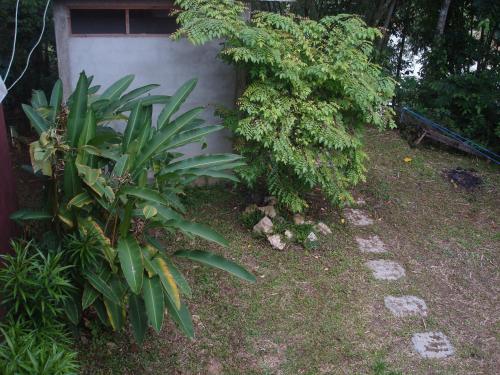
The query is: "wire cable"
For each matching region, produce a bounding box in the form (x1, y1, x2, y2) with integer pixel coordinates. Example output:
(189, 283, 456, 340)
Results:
(3, 0, 21, 82)
(7, 0, 52, 93)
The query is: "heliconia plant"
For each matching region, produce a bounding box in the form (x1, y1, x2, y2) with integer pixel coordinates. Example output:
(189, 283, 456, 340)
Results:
(12, 72, 255, 343)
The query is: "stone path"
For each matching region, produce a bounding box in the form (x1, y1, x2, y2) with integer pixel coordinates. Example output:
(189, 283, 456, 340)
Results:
(344, 205, 454, 360)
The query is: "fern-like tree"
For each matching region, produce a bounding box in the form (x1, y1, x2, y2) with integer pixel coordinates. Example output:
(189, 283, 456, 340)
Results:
(174, 0, 395, 212)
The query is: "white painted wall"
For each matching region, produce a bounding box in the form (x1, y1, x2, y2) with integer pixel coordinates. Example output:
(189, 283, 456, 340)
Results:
(54, 3, 236, 157)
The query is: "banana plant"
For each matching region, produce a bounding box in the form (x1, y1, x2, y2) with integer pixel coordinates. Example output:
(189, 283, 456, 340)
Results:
(12, 73, 255, 343)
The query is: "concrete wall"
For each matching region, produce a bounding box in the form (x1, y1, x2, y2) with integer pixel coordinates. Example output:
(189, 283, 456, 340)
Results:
(53, 0, 235, 156)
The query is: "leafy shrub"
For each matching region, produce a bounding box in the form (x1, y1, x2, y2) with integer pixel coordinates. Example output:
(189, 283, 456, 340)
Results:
(240, 209, 264, 229)
(174, 0, 395, 212)
(397, 71, 500, 151)
(12, 73, 255, 343)
(0, 241, 73, 326)
(0, 320, 79, 375)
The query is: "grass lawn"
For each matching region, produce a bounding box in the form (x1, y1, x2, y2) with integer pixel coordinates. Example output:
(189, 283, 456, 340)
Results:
(79, 129, 499, 374)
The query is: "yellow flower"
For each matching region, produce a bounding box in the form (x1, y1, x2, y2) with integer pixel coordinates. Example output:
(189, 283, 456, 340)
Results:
(403, 157, 412, 163)
(341, 218, 345, 224)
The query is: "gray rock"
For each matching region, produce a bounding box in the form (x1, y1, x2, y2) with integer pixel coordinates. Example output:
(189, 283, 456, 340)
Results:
(365, 260, 405, 280)
(343, 208, 374, 226)
(267, 234, 286, 250)
(355, 235, 387, 253)
(315, 222, 332, 235)
(384, 296, 428, 317)
(258, 205, 277, 218)
(284, 230, 293, 239)
(412, 332, 454, 359)
(307, 232, 318, 242)
(253, 216, 273, 234)
(293, 213, 305, 225)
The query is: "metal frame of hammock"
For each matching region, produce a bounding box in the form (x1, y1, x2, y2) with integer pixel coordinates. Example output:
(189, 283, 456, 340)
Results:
(399, 107, 500, 165)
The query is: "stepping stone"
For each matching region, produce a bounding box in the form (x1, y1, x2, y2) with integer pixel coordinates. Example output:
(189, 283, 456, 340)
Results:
(355, 235, 387, 253)
(412, 332, 454, 359)
(343, 208, 374, 226)
(384, 296, 428, 317)
(365, 260, 405, 280)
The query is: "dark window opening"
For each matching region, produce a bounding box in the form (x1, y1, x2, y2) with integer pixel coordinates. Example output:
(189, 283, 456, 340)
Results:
(70, 9, 126, 34)
(129, 10, 178, 34)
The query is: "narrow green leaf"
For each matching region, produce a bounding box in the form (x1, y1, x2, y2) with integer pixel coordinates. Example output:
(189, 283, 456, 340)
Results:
(120, 84, 159, 103)
(22, 104, 48, 134)
(164, 256, 192, 298)
(129, 294, 148, 345)
(173, 220, 228, 247)
(78, 109, 97, 147)
(31, 90, 48, 109)
(142, 276, 164, 333)
(103, 297, 124, 331)
(100, 75, 134, 100)
(123, 101, 144, 152)
(120, 186, 168, 206)
(117, 237, 144, 294)
(64, 291, 81, 325)
(10, 209, 52, 221)
(67, 72, 88, 146)
(151, 256, 180, 309)
(157, 78, 197, 129)
(174, 250, 256, 282)
(67, 192, 93, 209)
(93, 299, 110, 326)
(112, 154, 129, 177)
(118, 95, 171, 112)
(49, 79, 63, 123)
(161, 154, 243, 174)
(160, 125, 224, 151)
(82, 283, 99, 310)
(85, 272, 121, 305)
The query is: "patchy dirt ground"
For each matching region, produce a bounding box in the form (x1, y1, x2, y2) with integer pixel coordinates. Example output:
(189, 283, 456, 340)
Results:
(79, 129, 499, 374)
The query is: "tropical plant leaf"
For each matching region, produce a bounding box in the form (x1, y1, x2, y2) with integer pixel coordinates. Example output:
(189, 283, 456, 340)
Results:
(67, 72, 88, 146)
(165, 298, 194, 339)
(123, 101, 144, 152)
(100, 74, 134, 100)
(120, 186, 168, 206)
(82, 283, 99, 310)
(142, 205, 158, 219)
(10, 209, 52, 221)
(63, 291, 81, 325)
(112, 154, 129, 177)
(49, 79, 63, 123)
(85, 272, 121, 305)
(157, 78, 197, 129)
(67, 191, 92, 209)
(104, 297, 124, 331)
(120, 84, 159, 103)
(173, 220, 228, 247)
(22, 104, 48, 135)
(31, 90, 48, 109)
(159, 125, 224, 151)
(94, 298, 110, 327)
(129, 294, 148, 345)
(142, 276, 164, 333)
(151, 256, 181, 309)
(161, 154, 243, 174)
(174, 250, 256, 282)
(117, 237, 144, 294)
(119, 95, 171, 112)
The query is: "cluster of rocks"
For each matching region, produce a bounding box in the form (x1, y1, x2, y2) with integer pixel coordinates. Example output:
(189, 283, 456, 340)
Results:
(248, 201, 332, 250)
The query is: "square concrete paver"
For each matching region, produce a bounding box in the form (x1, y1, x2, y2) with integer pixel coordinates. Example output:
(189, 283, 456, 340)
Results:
(412, 332, 454, 359)
(343, 209, 374, 226)
(355, 235, 387, 253)
(365, 260, 405, 280)
(384, 296, 428, 317)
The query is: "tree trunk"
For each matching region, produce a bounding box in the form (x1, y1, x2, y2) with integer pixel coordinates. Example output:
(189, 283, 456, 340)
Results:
(395, 32, 406, 80)
(376, 0, 397, 51)
(436, 0, 452, 36)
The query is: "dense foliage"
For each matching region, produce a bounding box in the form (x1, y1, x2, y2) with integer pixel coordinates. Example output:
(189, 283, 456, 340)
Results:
(175, 0, 395, 212)
(11, 74, 255, 344)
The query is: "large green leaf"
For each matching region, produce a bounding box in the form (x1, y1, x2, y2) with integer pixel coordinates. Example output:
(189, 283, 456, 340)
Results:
(49, 79, 63, 123)
(165, 298, 194, 339)
(173, 220, 228, 247)
(67, 192, 93, 209)
(122, 101, 144, 152)
(10, 209, 52, 221)
(120, 84, 159, 103)
(100, 74, 134, 100)
(160, 125, 224, 151)
(164, 256, 192, 298)
(142, 276, 164, 333)
(174, 250, 256, 282)
(67, 72, 89, 146)
(117, 237, 144, 294)
(132, 107, 204, 174)
(161, 154, 243, 174)
(120, 186, 168, 206)
(63, 291, 81, 325)
(85, 272, 121, 305)
(129, 294, 148, 344)
(103, 297, 124, 331)
(119, 95, 171, 112)
(22, 104, 48, 135)
(178, 168, 239, 182)
(31, 90, 48, 109)
(151, 256, 180, 309)
(111, 154, 129, 177)
(78, 109, 97, 147)
(157, 78, 197, 129)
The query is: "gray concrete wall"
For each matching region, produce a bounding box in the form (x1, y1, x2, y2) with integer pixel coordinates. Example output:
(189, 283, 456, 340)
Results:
(53, 0, 235, 157)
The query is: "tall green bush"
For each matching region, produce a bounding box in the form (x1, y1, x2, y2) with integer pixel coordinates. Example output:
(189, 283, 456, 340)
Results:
(12, 73, 255, 343)
(174, 0, 395, 212)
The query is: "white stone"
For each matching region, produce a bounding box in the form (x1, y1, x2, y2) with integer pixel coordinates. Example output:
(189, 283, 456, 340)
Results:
(293, 214, 305, 225)
(315, 222, 332, 235)
(412, 332, 454, 359)
(257, 205, 277, 218)
(284, 230, 293, 239)
(253, 217, 273, 234)
(267, 234, 286, 250)
(343, 209, 374, 226)
(307, 232, 318, 242)
(355, 235, 387, 253)
(384, 296, 428, 317)
(355, 197, 366, 206)
(365, 260, 405, 280)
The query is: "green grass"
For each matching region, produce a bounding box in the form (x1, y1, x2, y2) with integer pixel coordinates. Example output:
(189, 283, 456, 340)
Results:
(79, 129, 499, 374)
